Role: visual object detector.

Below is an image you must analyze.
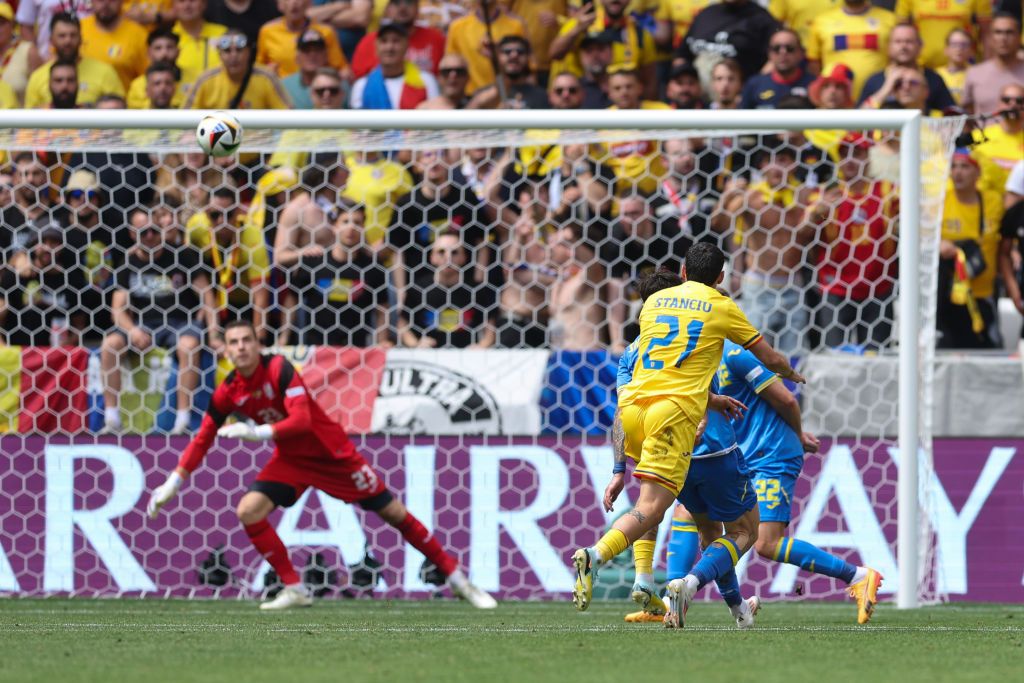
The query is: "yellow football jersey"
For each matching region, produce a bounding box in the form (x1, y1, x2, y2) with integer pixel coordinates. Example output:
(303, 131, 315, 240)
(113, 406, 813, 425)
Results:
(769, 0, 842, 48)
(936, 65, 965, 104)
(974, 123, 1024, 194)
(172, 21, 227, 96)
(807, 6, 896, 100)
(941, 189, 1004, 298)
(894, 0, 990, 69)
(79, 15, 150, 89)
(341, 155, 414, 246)
(601, 101, 671, 195)
(256, 20, 347, 78)
(618, 280, 762, 407)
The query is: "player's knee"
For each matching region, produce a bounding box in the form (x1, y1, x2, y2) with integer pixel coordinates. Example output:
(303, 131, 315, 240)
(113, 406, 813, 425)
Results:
(236, 500, 269, 526)
(754, 535, 776, 559)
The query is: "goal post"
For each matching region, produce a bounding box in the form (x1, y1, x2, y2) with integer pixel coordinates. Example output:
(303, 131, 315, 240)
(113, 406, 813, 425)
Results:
(0, 109, 961, 606)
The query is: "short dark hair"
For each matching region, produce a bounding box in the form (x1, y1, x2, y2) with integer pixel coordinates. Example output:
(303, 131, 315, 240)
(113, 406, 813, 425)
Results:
(147, 27, 180, 46)
(50, 11, 80, 33)
(224, 319, 256, 336)
(95, 94, 126, 107)
(50, 57, 78, 76)
(637, 268, 683, 302)
(212, 186, 239, 203)
(769, 27, 802, 48)
(147, 60, 180, 80)
(992, 11, 1021, 31)
(683, 242, 726, 286)
(498, 35, 530, 51)
(776, 94, 814, 110)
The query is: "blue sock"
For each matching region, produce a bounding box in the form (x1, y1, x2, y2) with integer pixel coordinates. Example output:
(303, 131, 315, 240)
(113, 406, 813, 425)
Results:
(774, 538, 857, 584)
(690, 538, 740, 589)
(666, 521, 699, 580)
(714, 569, 742, 608)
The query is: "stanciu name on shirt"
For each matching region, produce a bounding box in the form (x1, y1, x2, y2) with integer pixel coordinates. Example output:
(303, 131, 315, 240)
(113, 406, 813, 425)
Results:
(651, 297, 713, 313)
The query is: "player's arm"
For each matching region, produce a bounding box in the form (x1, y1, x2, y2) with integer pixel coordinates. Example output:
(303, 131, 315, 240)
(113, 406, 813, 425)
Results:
(602, 408, 628, 513)
(747, 338, 805, 384)
(757, 381, 820, 453)
(266, 358, 314, 440)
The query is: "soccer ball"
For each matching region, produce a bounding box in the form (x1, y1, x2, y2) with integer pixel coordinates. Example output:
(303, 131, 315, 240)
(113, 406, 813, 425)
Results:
(196, 111, 243, 157)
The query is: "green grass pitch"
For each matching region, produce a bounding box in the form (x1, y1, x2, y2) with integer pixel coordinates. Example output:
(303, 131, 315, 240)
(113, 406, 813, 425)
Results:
(2, 599, 1022, 683)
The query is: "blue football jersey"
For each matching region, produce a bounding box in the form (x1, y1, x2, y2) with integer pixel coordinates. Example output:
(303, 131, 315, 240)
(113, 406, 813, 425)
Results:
(718, 340, 804, 471)
(618, 343, 736, 457)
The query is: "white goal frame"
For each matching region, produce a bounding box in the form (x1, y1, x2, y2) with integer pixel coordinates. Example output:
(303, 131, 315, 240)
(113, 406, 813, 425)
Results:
(0, 108, 924, 608)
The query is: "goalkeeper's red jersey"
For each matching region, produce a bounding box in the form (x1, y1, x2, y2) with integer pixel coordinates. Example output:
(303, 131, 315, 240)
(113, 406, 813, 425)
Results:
(177, 354, 360, 473)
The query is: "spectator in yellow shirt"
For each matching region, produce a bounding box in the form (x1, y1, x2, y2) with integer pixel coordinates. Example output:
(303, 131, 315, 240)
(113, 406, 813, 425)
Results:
(768, 0, 840, 49)
(25, 12, 125, 108)
(171, 0, 227, 96)
(807, 0, 896, 100)
(444, 0, 528, 94)
(185, 29, 293, 109)
(80, 0, 150, 90)
(894, 0, 990, 69)
(128, 27, 185, 108)
(600, 68, 670, 194)
(257, 0, 347, 78)
(973, 83, 1024, 194)
(48, 57, 79, 108)
(143, 61, 179, 109)
(936, 28, 972, 106)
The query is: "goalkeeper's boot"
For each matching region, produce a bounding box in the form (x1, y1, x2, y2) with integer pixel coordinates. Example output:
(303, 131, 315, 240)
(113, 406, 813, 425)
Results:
(733, 596, 761, 630)
(448, 573, 498, 609)
(571, 548, 598, 612)
(624, 610, 667, 623)
(259, 584, 313, 611)
(664, 577, 696, 629)
(848, 568, 883, 624)
(630, 578, 667, 615)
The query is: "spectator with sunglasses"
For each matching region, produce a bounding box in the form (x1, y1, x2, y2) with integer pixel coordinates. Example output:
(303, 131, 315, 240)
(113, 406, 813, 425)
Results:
(171, 0, 227, 96)
(185, 28, 292, 109)
(548, 71, 583, 109)
(25, 12, 125, 108)
(257, 0, 347, 79)
(858, 22, 954, 112)
(128, 28, 184, 109)
(307, 65, 347, 109)
(351, 0, 445, 79)
(282, 29, 332, 109)
(467, 35, 548, 109)
(100, 206, 214, 435)
(417, 53, 470, 109)
(740, 28, 814, 110)
(962, 12, 1024, 116)
(349, 20, 438, 109)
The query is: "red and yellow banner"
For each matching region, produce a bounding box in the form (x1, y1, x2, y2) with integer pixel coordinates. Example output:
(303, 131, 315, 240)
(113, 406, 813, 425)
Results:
(0, 347, 90, 433)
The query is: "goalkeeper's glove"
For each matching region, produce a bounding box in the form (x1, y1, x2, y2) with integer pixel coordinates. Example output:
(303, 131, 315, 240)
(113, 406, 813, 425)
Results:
(147, 471, 184, 519)
(217, 421, 274, 441)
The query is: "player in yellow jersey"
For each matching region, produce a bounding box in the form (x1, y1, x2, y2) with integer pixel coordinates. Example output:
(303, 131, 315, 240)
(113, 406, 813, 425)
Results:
(571, 242, 805, 612)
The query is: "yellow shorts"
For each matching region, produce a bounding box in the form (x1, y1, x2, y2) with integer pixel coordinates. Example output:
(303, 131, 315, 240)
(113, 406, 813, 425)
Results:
(619, 396, 700, 495)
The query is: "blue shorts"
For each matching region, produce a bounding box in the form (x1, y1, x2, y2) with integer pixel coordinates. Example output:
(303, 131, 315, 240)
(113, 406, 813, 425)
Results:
(751, 470, 799, 524)
(676, 447, 757, 523)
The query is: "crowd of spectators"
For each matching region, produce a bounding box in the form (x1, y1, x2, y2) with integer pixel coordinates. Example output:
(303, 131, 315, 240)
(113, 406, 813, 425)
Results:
(0, 0, 1022, 433)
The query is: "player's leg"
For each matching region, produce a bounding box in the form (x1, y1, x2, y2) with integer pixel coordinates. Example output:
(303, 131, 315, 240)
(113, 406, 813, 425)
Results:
(753, 472, 882, 623)
(371, 494, 497, 609)
(171, 328, 203, 435)
(666, 504, 700, 581)
(628, 526, 668, 619)
(237, 484, 313, 610)
(99, 330, 129, 433)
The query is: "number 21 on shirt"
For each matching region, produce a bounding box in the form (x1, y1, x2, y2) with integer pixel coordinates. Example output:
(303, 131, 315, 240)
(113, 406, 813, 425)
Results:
(641, 315, 705, 370)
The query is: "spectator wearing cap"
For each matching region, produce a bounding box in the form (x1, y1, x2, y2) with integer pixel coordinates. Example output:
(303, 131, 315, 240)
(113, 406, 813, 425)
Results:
(962, 13, 1024, 116)
(665, 62, 706, 109)
(446, 0, 527, 94)
(973, 83, 1024, 195)
(674, 0, 779, 86)
(58, 169, 124, 290)
(857, 23, 954, 111)
(257, 0, 347, 79)
(468, 35, 549, 109)
(185, 28, 292, 109)
(806, 65, 854, 162)
(576, 30, 613, 108)
(204, 0, 282, 45)
(654, 0, 714, 52)
(805, 132, 898, 351)
(548, 71, 583, 109)
(350, 20, 439, 109)
(127, 28, 183, 108)
(936, 148, 1004, 349)
(170, 0, 227, 96)
(0, 2, 33, 104)
(895, 0, 990, 70)
(510, 0, 566, 85)
(935, 28, 973, 106)
(417, 53, 470, 109)
(25, 12, 125, 108)
(740, 28, 814, 110)
(549, 0, 657, 99)
(807, 0, 896, 100)
(351, 0, 445, 79)
(282, 29, 332, 108)
(47, 57, 78, 108)
(80, 0, 150, 90)
(0, 226, 94, 347)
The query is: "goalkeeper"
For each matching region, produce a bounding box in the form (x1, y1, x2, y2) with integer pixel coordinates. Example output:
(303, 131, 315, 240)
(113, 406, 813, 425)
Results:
(147, 319, 496, 610)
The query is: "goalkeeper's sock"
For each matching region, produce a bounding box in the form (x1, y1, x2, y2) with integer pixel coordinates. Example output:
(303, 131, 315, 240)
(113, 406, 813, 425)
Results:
(593, 529, 630, 566)
(773, 538, 857, 584)
(666, 519, 699, 580)
(690, 537, 741, 589)
(244, 519, 301, 585)
(633, 538, 655, 577)
(395, 512, 458, 577)
(173, 409, 190, 431)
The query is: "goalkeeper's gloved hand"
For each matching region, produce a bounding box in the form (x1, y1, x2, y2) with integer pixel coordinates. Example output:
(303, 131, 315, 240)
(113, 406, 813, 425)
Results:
(147, 471, 184, 519)
(217, 421, 274, 441)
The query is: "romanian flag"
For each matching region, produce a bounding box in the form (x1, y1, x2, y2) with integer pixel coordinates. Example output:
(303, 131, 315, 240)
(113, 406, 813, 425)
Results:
(833, 34, 880, 50)
(0, 347, 90, 433)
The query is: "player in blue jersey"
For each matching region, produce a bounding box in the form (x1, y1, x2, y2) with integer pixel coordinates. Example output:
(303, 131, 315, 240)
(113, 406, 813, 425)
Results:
(714, 339, 883, 623)
(605, 268, 763, 629)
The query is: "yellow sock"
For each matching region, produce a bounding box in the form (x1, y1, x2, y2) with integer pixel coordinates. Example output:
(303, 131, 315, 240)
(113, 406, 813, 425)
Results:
(594, 529, 630, 564)
(633, 539, 655, 576)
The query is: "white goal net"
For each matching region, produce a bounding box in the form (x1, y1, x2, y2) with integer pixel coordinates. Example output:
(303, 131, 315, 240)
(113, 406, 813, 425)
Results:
(0, 110, 961, 606)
